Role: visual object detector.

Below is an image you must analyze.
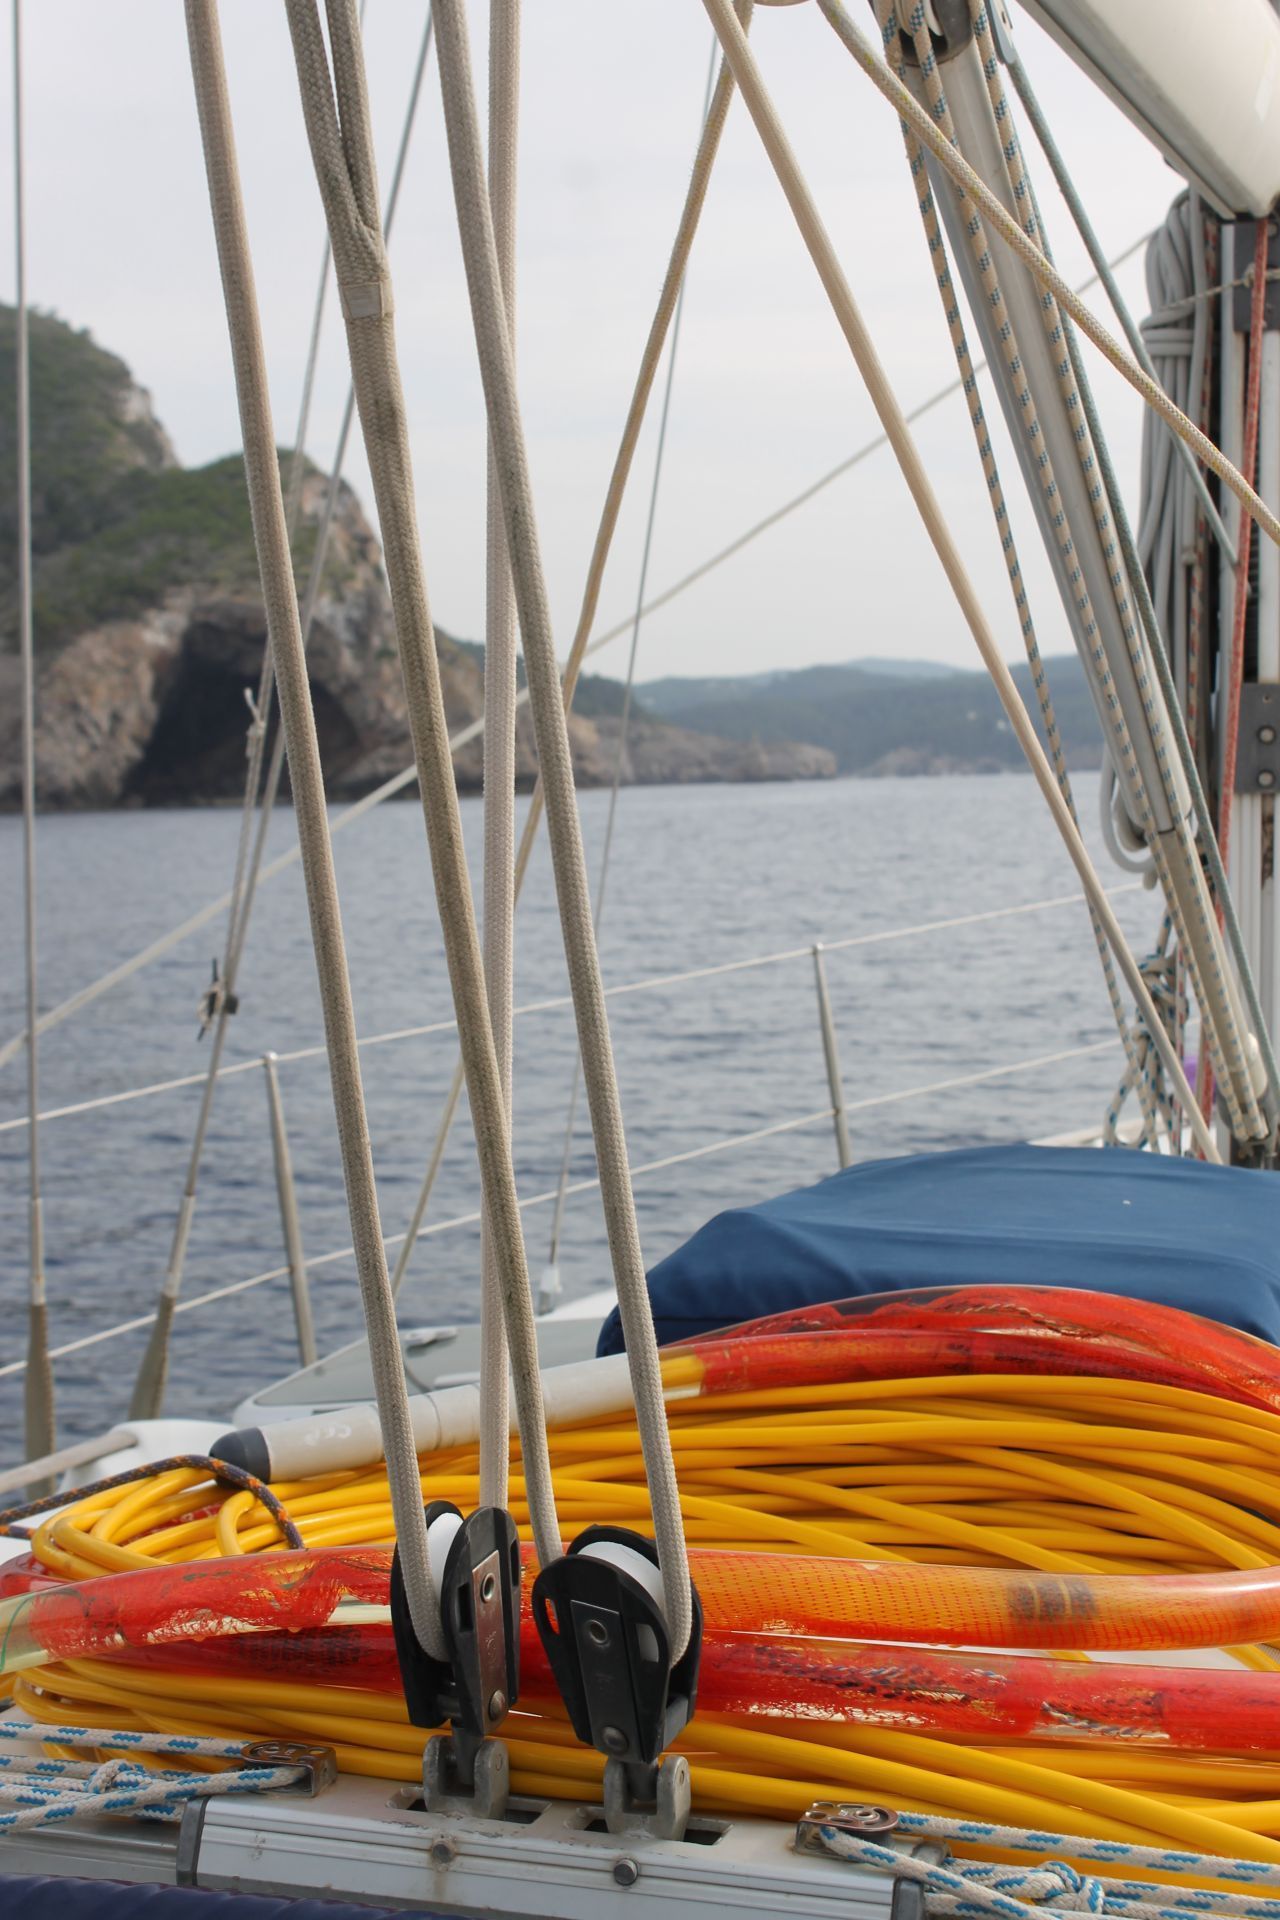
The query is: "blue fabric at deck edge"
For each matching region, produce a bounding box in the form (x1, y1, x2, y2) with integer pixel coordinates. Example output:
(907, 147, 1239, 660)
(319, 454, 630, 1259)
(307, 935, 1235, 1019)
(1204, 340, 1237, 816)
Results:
(596, 1144, 1280, 1354)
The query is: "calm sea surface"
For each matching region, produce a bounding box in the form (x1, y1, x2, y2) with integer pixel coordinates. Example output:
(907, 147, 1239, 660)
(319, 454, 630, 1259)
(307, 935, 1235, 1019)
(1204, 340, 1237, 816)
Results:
(0, 773, 1157, 1456)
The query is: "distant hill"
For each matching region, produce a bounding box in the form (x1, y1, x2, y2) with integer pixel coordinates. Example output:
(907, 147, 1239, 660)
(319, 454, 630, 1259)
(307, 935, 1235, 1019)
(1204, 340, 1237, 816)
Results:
(640, 653, 1103, 776)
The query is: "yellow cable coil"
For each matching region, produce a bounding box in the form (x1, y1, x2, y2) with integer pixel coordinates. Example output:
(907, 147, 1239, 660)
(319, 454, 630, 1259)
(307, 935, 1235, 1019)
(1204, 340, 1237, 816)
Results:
(20, 1370, 1280, 1871)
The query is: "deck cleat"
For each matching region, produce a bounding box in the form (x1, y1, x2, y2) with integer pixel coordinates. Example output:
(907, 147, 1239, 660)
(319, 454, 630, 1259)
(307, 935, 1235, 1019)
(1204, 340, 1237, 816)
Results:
(389, 1500, 521, 1819)
(531, 1525, 702, 1840)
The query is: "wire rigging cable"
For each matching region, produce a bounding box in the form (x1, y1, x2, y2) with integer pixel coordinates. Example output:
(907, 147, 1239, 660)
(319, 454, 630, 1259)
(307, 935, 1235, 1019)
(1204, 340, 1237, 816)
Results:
(427, 0, 694, 1657)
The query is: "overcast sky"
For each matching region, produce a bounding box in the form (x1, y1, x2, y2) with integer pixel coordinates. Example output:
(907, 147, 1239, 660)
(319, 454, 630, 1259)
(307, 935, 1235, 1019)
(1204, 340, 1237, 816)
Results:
(1, 2, 1181, 683)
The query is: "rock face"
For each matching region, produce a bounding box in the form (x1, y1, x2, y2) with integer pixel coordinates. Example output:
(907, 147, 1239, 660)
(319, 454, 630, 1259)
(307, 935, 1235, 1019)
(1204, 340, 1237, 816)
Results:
(0, 309, 834, 809)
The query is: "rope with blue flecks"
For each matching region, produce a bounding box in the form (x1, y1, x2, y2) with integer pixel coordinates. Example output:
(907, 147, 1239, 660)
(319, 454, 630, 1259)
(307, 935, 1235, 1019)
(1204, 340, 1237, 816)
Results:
(821, 1811, 1280, 1919)
(0, 1719, 302, 1832)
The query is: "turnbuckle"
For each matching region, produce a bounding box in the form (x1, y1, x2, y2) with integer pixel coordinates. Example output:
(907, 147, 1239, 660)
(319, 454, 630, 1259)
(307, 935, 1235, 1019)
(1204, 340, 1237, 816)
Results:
(389, 1501, 521, 1819)
(531, 1525, 702, 1839)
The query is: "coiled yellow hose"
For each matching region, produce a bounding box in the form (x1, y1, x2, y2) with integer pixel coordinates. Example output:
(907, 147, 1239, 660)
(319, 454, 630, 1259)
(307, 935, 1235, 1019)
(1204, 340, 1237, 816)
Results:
(17, 1370, 1280, 1871)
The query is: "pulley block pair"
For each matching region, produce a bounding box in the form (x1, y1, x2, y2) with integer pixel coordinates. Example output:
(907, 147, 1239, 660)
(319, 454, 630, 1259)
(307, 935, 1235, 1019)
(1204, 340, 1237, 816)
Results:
(390, 1505, 701, 1834)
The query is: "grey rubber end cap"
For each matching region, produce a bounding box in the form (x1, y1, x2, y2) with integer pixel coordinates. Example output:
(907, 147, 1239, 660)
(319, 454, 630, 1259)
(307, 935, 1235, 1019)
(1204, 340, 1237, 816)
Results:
(209, 1426, 271, 1480)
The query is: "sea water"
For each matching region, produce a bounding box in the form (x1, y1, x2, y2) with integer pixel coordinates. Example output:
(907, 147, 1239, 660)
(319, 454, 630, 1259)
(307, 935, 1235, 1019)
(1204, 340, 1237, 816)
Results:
(0, 772, 1156, 1448)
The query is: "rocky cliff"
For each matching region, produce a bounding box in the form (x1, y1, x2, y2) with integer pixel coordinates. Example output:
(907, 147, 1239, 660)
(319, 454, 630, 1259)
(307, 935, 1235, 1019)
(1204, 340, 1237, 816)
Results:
(0, 309, 834, 808)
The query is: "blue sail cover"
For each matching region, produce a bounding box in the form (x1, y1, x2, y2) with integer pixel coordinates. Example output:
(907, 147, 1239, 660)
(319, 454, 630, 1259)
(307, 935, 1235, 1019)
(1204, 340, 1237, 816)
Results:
(596, 1144, 1280, 1354)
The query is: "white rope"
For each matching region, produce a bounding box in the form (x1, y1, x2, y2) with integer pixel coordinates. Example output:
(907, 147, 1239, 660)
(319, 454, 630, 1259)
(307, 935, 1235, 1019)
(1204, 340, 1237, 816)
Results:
(11, 0, 55, 1483)
(432, 0, 694, 1659)
(0, 227, 1146, 1080)
(283, 0, 563, 1597)
(697, 0, 1218, 1163)
(0, 1031, 1121, 1390)
(184, 0, 450, 1663)
(478, 0, 519, 1514)
(816, 1811, 1280, 1920)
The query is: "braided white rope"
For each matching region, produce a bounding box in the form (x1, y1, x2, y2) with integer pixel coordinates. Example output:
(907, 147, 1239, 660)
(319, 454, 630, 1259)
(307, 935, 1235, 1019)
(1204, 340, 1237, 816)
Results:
(478, 0, 519, 1514)
(821, 1812, 1280, 1920)
(184, 0, 451, 1663)
(0, 1718, 301, 1834)
(430, 0, 693, 1661)
(282, 0, 564, 1607)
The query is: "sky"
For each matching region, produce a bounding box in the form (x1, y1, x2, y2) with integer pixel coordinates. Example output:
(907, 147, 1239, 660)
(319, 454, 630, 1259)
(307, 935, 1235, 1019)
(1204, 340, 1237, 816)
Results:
(0, 2, 1183, 684)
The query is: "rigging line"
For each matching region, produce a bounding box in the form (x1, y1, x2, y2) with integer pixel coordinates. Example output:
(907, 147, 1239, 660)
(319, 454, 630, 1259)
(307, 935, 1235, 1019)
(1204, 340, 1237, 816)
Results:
(288, 0, 564, 1624)
(545, 30, 719, 1283)
(222, 2, 433, 997)
(478, 0, 520, 1513)
(703, 0, 1218, 1162)
(206, 0, 370, 1033)
(0, 1033, 1121, 1388)
(877, 0, 1163, 1154)
(960, 7, 1261, 1148)
(388, 2, 753, 1307)
(0, 230, 1146, 1077)
(1204, 218, 1271, 1131)
(0, 881, 1142, 1137)
(1004, 53, 1237, 570)
(11, 0, 55, 1485)
(185, 0, 452, 1657)
(432, 0, 691, 1652)
(817, 0, 1280, 560)
(1002, 64, 1280, 1140)
(127, 4, 436, 1426)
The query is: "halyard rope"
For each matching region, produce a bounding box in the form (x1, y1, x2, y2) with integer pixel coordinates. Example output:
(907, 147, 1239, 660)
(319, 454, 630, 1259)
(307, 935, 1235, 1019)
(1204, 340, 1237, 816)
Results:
(478, 0, 519, 1515)
(283, 0, 566, 1624)
(184, 0, 449, 1661)
(428, 0, 693, 1658)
